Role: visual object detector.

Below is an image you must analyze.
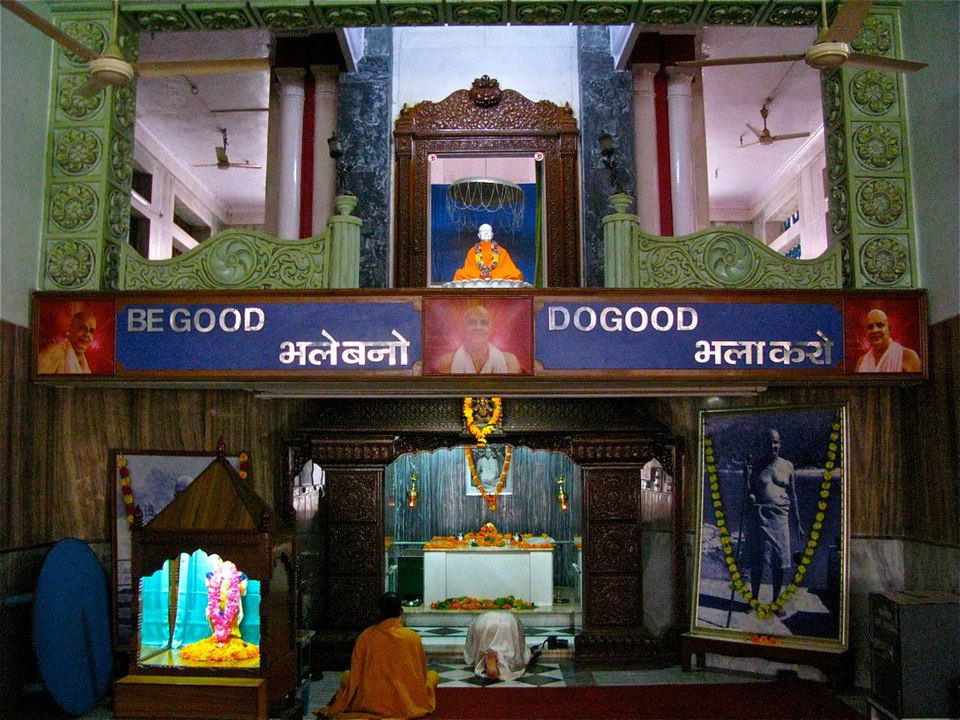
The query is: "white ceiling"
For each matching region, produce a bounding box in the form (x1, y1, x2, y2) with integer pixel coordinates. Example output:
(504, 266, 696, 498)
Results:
(135, 29, 272, 220)
(132, 25, 824, 225)
(699, 25, 824, 215)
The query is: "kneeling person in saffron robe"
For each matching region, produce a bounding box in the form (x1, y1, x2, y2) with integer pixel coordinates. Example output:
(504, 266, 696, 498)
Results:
(452, 223, 523, 282)
(463, 611, 532, 681)
(318, 592, 439, 719)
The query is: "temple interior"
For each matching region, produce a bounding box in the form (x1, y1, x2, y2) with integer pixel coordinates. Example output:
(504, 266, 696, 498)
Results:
(1, 2, 957, 720)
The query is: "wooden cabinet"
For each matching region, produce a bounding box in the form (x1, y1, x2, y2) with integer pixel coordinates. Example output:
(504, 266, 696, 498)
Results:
(869, 591, 960, 719)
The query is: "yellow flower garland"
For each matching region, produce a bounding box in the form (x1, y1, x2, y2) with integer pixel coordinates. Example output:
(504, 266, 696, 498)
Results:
(465, 445, 512, 511)
(704, 419, 841, 621)
(463, 397, 502, 445)
(117, 454, 135, 525)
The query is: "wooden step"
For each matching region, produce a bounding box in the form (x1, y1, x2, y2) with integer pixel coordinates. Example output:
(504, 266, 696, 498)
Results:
(113, 674, 267, 720)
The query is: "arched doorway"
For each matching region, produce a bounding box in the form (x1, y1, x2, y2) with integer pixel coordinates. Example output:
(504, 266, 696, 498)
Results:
(283, 398, 684, 667)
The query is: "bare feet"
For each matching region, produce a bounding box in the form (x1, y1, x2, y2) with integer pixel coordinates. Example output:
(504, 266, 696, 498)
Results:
(484, 650, 500, 679)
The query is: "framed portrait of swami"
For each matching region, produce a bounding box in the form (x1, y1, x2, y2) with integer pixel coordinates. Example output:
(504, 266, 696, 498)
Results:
(464, 444, 514, 497)
(843, 295, 926, 375)
(423, 295, 534, 375)
(33, 295, 116, 377)
(691, 405, 848, 650)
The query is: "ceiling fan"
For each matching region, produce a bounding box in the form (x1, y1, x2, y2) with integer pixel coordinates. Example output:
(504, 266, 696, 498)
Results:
(678, 0, 926, 74)
(739, 101, 811, 148)
(0, 0, 270, 97)
(194, 129, 262, 171)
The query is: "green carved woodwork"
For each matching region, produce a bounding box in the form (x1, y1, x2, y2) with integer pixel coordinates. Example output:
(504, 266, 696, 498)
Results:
(118, 209, 361, 290)
(603, 211, 842, 289)
(824, 5, 916, 288)
(37, 0, 917, 293)
(42, 5, 135, 292)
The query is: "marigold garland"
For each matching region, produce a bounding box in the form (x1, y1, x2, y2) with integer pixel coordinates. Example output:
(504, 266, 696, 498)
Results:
(117, 454, 135, 526)
(705, 418, 841, 621)
(473, 240, 500, 279)
(463, 397, 502, 445)
(424, 523, 553, 550)
(465, 445, 512, 511)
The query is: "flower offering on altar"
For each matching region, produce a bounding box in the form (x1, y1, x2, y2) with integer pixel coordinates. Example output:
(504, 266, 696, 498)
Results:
(430, 595, 536, 611)
(179, 556, 260, 663)
(423, 522, 554, 550)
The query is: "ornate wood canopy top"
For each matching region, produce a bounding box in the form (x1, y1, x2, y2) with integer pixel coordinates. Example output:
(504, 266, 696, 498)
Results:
(393, 76, 581, 288)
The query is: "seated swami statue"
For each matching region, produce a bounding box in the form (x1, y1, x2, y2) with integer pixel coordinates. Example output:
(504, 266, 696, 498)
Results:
(453, 223, 524, 282)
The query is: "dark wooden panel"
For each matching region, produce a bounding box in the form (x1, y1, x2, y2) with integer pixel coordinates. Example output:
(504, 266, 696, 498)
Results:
(585, 574, 643, 626)
(586, 471, 641, 522)
(584, 523, 641, 574)
(904, 315, 959, 545)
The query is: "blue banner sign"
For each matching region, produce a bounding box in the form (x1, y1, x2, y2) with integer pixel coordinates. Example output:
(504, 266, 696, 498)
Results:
(535, 300, 843, 372)
(33, 290, 926, 384)
(115, 299, 422, 374)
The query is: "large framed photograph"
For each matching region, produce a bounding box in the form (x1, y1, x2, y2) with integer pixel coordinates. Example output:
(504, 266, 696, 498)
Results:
(110, 450, 244, 650)
(692, 405, 847, 649)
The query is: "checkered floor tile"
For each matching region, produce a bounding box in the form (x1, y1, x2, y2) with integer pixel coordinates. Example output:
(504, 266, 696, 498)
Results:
(429, 659, 566, 687)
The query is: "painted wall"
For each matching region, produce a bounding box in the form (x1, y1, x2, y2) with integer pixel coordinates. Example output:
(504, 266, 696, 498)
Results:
(0, 3, 51, 327)
(901, 0, 960, 324)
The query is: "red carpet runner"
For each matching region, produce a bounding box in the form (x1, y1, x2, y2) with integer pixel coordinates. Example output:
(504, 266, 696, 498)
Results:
(430, 682, 865, 719)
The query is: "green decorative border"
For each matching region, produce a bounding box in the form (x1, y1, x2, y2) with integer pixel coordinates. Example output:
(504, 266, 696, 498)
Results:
(38, 0, 916, 292)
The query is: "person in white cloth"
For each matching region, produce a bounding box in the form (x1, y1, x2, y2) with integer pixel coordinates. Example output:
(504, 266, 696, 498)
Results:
(437, 302, 521, 374)
(463, 611, 532, 681)
(37, 309, 97, 374)
(854, 308, 921, 373)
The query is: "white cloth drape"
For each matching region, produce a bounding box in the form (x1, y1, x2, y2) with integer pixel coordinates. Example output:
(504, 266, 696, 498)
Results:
(463, 611, 532, 680)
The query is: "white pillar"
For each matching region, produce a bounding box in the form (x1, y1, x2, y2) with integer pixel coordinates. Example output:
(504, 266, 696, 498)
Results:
(311, 66, 340, 233)
(798, 154, 829, 257)
(632, 63, 661, 235)
(665, 67, 697, 236)
(275, 67, 305, 239)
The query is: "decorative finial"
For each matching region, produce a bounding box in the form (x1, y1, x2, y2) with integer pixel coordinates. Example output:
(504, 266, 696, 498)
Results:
(216, 436, 226, 458)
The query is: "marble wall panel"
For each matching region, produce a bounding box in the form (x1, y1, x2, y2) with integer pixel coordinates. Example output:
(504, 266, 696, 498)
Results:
(577, 27, 636, 288)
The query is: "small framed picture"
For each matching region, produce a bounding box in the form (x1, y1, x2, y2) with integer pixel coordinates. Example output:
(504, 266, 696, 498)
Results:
(464, 444, 513, 496)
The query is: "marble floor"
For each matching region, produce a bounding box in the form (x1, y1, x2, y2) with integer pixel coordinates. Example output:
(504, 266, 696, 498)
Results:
(15, 625, 872, 719)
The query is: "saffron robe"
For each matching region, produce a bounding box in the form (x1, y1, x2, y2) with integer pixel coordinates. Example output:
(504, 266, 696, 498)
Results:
(318, 617, 438, 719)
(37, 339, 90, 374)
(453, 242, 523, 281)
(857, 340, 906, 372)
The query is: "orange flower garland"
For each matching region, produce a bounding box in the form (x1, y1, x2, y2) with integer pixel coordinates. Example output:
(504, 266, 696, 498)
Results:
(463, 397, 502, 445)
(117, 454, 135, 526)
(465, 445, 512, 511)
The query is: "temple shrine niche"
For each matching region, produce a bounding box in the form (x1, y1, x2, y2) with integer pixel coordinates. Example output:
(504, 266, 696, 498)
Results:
(114, 445, 298, 720)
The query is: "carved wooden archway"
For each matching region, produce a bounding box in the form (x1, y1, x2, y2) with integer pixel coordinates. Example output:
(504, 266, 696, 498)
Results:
(284, 398, 684, 667)
(393, 76, 581, 288)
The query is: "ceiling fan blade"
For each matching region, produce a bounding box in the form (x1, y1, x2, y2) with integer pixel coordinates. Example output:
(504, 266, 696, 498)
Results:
(135, 57, 270, 79)
(677, 53, 804, 69)
(228, 164, 263, 170)
(745, 123, 764, 138)
(215, 146, 229, 164)
(845, 52, 927, 73)
(820, 0, 874, 43)
(771, 132, 812, 142)
(0, 0, 99, 61)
